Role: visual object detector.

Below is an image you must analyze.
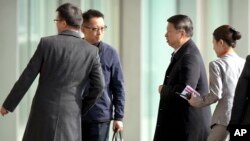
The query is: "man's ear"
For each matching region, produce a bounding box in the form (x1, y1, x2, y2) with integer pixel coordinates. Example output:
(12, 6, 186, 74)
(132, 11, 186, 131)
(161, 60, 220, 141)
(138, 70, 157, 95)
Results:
(180, 29, 187, 38)
(62, 20, 67, 28)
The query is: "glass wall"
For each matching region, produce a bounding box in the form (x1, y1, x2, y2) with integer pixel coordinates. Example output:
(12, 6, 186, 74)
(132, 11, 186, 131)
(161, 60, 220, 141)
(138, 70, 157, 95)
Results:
(141, 0, 177, 140)
(17, 0, 58, 139)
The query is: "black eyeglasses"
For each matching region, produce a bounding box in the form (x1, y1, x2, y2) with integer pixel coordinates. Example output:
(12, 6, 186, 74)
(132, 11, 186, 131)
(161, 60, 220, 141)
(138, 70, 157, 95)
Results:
(84, 25, 107, 32)
(53, 19, 63, 22)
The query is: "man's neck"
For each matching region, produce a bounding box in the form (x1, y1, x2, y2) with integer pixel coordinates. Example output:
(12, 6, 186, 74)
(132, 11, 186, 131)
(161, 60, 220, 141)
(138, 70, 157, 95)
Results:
(62, 26, 80, 33)
(67, 29, 80, 33)
(173, 37, 190, 52)
(179, 37, 190, 47)
(84, 39, 100, 46)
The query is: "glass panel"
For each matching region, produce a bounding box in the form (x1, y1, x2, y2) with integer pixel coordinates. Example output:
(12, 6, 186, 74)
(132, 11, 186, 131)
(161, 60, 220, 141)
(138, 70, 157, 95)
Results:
(17, 0, 58, 140)
(141, 0, 177, 140)
(17, 0, 30, 139)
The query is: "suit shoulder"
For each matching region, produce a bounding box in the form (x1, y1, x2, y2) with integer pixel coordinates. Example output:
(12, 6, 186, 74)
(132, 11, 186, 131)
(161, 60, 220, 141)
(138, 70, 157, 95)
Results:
(209, 58, 224, 65)
(182, 52, 200, 60)
(40, 35, 58, 41)
(82, 40, 99, 52)
(246, 55, 250, 61)
(38, 35, 64, 45)
(244, 55, 250, 69)
(81, 39, 93, 46)
(209, 61, 221, 72)
(182, 45, 201, 57)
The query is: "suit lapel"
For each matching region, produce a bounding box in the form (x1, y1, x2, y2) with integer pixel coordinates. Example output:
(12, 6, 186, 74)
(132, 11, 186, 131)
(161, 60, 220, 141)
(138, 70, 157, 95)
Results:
(163, 39, 193, 84)
(165, 53, 176, 76)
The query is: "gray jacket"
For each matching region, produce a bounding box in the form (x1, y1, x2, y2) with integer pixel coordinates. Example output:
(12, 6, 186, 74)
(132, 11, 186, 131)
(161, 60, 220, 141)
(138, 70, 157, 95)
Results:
(2, 30, 104, 141)
(210, 53, 245, 126)
(192, 53, 245, 126)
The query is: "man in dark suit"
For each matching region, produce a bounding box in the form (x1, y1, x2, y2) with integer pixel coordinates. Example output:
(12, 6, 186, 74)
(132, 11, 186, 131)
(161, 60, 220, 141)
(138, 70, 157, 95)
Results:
(153, 14, 211, 141)
(228, 55, 250, 140)
(0, 3, 104, 141)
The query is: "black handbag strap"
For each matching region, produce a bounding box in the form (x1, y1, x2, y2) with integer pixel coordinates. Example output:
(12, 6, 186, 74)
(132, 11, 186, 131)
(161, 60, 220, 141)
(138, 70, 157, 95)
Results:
(112, 130, 123, 141)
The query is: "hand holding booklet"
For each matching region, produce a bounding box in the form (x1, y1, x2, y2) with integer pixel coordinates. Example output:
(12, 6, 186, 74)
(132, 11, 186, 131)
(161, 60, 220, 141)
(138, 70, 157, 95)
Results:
(176, 85, 200, 100)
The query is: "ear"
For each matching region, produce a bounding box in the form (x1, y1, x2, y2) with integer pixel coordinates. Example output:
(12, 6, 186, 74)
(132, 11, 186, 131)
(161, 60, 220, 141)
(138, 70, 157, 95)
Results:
(218, 39, 224, 46)
(62, 20, 67, 28)
(180, 30, 187, 37)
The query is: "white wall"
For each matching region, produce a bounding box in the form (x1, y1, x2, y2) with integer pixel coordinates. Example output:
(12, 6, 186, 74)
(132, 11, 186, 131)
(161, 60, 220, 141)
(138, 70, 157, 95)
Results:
(120, 0, 142, 141)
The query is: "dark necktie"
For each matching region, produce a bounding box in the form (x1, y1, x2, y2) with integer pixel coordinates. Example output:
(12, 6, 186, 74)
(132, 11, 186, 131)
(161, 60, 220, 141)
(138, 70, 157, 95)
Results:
(163, 52, 176, 84)
(170, 52, 175, 62)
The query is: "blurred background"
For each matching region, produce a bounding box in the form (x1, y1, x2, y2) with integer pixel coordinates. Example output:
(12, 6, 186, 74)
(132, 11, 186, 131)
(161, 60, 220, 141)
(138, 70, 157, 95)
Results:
(0, 0, 249, 141)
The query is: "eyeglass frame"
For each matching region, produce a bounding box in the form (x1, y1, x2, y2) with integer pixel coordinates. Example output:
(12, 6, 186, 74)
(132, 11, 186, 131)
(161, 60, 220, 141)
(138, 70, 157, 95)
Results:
(53, 19, 64, 22)
(83, 25, 107, 32)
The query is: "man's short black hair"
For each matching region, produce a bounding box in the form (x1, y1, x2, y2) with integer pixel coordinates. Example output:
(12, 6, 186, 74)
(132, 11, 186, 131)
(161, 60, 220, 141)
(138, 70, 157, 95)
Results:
(56, 3, 83, 29)
(82, 9, 104, 24)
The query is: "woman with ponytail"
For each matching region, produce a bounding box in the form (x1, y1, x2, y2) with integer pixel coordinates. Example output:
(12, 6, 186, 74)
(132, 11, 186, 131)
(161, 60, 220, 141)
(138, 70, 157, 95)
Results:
(188, 25, 245, 141)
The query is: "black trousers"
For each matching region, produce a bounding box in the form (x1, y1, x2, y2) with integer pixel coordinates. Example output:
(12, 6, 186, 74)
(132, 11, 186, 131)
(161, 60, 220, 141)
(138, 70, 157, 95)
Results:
(82, 121, 111, 141)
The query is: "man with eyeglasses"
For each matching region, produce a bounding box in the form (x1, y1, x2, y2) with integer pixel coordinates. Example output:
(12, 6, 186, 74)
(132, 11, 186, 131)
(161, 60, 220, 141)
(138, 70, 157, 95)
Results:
(81, 9, 125, 141)
(0, 3, 104, 141)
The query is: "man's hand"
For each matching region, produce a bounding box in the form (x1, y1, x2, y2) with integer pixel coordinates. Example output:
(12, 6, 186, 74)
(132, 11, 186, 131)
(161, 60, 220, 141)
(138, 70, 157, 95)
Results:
(0, 106, 9, 116)
(113, 120, 123, 132)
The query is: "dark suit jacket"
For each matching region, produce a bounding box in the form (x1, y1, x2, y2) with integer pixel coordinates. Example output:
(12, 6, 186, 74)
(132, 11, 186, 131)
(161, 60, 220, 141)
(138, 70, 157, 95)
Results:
(2, 30, 104, 141)
(228, 55, 250, 128)
(154, 39, 211, 141)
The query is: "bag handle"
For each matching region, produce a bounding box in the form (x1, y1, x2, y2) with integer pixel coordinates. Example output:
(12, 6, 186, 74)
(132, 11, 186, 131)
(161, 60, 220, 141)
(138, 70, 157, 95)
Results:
(112, 129, 123, 141)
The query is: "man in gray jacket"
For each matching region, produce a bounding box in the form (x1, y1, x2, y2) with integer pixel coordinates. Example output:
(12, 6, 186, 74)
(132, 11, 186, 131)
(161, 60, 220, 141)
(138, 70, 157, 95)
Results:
(0, 3, 104, 141)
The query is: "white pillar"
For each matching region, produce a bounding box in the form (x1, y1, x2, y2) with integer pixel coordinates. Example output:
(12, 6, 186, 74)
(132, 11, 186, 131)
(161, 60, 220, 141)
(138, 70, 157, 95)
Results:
(120, 0, 142, 141)
(0, 0, 19, 141)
